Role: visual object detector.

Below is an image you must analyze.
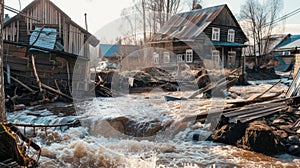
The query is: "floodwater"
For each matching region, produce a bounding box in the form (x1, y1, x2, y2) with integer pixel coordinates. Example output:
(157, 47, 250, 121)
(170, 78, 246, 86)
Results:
(7, 84, 300, 168)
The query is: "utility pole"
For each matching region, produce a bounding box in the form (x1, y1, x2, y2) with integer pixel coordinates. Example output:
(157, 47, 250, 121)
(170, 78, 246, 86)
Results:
(0, 0, 6, 123)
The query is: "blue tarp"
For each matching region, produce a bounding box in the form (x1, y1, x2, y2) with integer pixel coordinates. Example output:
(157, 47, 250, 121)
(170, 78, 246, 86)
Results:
(29, 27, 57, 53)
(100, 44, 120, 57)
(274, 56, 294, 72)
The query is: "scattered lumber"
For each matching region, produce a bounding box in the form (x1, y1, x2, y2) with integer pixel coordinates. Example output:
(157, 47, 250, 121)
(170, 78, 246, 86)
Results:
(0, 123, 40, 167)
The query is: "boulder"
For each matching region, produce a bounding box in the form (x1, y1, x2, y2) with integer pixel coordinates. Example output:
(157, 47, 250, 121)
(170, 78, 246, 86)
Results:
(210, 122, 247, 145)
(237, 121, 284, 155)
(287, 135, 300, 145)
(288, 145, 300, 156)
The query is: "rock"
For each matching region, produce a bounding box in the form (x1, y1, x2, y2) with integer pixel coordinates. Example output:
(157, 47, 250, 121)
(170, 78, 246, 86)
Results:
(288, 145, 300, 156)
(210, 122, 247, 145)
(294, 111, 300, 115)
(277, 125, 292, 130)
(287, 135, 300, 145)
(273, 130, 288, 139)
(272, 118, 286, 125)
(160, 83, 178, 91)
(237, 121, 284, 155)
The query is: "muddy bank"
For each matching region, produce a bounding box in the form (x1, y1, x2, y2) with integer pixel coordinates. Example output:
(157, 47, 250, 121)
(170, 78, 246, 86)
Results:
(207, 104, 300, 157)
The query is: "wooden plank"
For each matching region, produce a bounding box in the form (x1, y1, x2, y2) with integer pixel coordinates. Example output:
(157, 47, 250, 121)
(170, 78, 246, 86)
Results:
(229, 105, 286, 123)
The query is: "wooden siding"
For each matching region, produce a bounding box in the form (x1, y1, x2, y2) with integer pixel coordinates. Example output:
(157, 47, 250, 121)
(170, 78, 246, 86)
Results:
(203, 25, 246, 44)
(3, 0, 89, 58)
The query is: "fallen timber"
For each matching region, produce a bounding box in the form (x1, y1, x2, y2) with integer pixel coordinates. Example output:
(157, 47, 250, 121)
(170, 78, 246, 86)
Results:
(164, 69, 239, 101)
(13, 120, 81, 136)
(0, 123, 41, 167)
(203, 89, 300, 156)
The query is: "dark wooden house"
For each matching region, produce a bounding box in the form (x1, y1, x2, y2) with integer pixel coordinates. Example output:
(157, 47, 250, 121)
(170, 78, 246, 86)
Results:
(149, 4, 247, 69)
(3, 0, 99, 97)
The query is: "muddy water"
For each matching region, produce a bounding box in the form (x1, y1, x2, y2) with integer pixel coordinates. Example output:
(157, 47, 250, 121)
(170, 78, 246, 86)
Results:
(7, 86, 300, 168)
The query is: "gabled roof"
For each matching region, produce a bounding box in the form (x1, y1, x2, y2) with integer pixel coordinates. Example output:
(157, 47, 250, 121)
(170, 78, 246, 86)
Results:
(275, 35, 300, 51)
(100, 44, 138, 57)
(152, 4, 245, 41)
(4, 0, 99, 47)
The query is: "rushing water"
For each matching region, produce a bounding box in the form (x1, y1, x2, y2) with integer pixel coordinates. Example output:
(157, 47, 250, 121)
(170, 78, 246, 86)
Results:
(7, 87, 300, 168)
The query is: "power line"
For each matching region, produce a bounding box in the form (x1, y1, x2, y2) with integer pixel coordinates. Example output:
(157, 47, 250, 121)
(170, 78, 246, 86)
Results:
(263, 7, 300, 27)
(2, 3, 41, 22)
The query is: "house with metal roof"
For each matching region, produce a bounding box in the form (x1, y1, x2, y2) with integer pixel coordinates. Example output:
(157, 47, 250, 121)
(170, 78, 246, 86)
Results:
(3, 0, 99, 95)
(99, 44, 139, 63)
(149, 4, 248, 69)
(272, 34, 300, 73)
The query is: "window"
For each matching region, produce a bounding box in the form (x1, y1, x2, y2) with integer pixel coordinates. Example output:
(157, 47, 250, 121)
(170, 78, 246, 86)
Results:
(163, 52, 170, 63)
(177, 54, 185, 62)
(282, 51, 291, 56)
(227, 29, 235, 42)
(186, 49, 193, 63)
(228, 51, 236, 66)
(212, 27, 220, 41)
(153, 52, 159, 64)
(212, 50, 220, 66)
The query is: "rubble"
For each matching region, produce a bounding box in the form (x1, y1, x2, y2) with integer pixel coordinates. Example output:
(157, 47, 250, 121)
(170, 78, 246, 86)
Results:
(204, 79, 300, 156)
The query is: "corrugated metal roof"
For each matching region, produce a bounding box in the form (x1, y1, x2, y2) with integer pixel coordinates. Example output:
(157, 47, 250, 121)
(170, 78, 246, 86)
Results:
(29, 27, 57, 53)
(152, 5, 225, 41)
(100, 44, 138, 57)
(276, 35, 300, 50)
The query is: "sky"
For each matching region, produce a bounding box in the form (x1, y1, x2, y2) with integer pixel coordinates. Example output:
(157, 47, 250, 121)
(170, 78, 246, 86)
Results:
(4, 0, 300, 39)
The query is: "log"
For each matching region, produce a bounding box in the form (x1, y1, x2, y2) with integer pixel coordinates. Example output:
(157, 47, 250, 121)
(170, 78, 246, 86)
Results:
(41, 83, 73, 100)
(6, 73, 35, 93)
(31, 55, 43, 94)
(251, 79, 282, 100)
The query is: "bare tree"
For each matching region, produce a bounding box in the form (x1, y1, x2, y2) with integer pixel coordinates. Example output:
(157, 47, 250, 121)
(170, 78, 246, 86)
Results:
(120, 0, 202, 45)
(240, 0, 283, 65)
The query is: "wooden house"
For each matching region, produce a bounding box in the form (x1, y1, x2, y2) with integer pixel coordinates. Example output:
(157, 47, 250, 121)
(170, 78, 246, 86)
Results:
(149, 4, 247, 69)
(3, 0, 99, 97)
(99, 44, 139, 63)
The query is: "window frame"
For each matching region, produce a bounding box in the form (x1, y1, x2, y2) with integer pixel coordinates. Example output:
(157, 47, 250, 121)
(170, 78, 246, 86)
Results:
(227, 51, 236, 66)
(153, 52, 159, 64)
(186, 49, 193, 63)
(227, 29, 235, 42)
(177, 54, 185, 63)
(212, 50, 220, 65)
(212, 27, 220, 41)
(163, 51, 170, 63)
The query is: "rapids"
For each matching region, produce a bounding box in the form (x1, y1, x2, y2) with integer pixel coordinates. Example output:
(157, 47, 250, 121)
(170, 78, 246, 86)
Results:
(7, 86, 300, 167)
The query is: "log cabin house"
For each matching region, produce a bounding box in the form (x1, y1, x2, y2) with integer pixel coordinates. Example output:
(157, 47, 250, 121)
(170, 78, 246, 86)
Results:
(3, 0, 99, 98)
(149, 4, 248, 70)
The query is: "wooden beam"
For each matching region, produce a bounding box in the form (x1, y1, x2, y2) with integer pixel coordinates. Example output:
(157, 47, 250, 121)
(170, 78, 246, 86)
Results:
(0, 0, 6, 122)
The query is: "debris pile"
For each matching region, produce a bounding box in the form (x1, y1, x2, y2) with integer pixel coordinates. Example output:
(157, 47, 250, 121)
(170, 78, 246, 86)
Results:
(94, 67, 242, 96)
(202, 77, 300, 156)
(0, 123, 41, 167)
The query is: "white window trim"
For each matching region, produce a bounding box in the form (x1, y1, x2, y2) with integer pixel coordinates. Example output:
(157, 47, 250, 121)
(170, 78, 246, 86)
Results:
(228, 51, 236, 66)
(186, 49, 193, 63)
(153, 52, 159, 64)
(177, 54, 185, 62)
(227, 29, 235, 42)
(163, 52, 170, 63)
(212, 27, 220, 41)
(212, 50, 220, 65)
